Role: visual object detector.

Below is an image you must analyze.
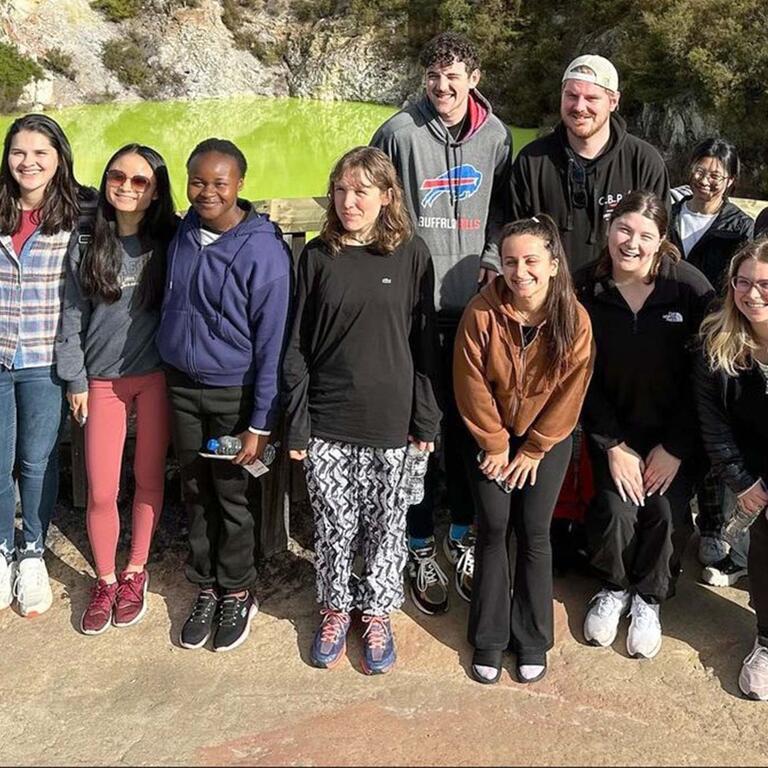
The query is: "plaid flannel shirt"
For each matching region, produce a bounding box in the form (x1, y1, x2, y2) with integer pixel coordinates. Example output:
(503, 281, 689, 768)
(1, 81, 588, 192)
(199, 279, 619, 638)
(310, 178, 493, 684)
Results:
(0, 228, 73, 369)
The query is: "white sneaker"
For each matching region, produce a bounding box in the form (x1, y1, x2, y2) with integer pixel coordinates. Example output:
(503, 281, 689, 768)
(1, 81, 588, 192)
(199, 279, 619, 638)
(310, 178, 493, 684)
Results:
(14, 558, 53, 617)
(0, 558, 16, 610)
(626, 594, 662, 658)
(739, 640, 768, 701)
(583, 588, 630, 647)
(698, 535, 729, 566)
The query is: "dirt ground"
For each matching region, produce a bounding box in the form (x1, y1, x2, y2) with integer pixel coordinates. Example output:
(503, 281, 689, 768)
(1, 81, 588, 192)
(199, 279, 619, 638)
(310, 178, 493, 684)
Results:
(3, 501, 768, 768)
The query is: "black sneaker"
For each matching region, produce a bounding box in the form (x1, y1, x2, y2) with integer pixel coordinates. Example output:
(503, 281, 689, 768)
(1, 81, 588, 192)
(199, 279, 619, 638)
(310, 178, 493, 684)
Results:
(443, 528, 475, 603)
(213, 590, 259, 652)
(407, 538, 449, 615)
(701, 554, 748, 587)
(180, 588, 219, 649)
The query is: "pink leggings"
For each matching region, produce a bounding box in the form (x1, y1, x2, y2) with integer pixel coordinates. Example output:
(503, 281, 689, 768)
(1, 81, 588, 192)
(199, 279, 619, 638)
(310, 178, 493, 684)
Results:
(85, 372, 170, 577)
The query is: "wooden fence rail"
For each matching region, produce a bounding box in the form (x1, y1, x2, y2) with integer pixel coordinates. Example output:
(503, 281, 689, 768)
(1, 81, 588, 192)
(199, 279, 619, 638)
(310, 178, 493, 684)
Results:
(64, 194, 768, 556)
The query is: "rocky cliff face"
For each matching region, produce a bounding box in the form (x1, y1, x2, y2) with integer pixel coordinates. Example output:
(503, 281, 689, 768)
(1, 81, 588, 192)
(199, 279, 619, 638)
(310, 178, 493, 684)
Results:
(1, 0, 420, 110)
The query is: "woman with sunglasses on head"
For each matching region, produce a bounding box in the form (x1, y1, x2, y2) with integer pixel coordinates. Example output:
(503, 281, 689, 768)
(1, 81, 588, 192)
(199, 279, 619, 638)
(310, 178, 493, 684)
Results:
(669, 139, 754, 579)
(576, 191, 715, 660)
(56, 144, 177, 634)
(454, 215, 593, 685)
(695, 239, 768, 699)
(0, 114, 94, 617)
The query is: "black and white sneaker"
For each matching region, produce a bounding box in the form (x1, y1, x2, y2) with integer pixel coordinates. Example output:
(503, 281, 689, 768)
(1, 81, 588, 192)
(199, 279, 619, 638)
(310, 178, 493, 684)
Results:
(180, 589, 219, 649)
(407, 539, 449, 615)
(213, 590, 259, 652)
(701, 555, 748, 587)
(443, 528, 475, 603)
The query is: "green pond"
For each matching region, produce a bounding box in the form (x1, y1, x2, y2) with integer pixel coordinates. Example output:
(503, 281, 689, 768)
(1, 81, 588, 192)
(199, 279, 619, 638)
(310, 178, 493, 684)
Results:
(0, 97, 537, 203)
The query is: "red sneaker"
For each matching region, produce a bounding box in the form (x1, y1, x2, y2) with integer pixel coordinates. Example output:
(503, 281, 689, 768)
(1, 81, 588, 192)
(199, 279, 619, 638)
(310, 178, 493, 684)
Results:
(81, 579, 119, 635)
(113, 570, 149, 627)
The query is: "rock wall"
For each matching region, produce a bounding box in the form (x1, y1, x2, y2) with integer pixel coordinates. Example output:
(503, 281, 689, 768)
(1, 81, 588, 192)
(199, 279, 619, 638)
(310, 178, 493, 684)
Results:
(0, 0, 418, 110)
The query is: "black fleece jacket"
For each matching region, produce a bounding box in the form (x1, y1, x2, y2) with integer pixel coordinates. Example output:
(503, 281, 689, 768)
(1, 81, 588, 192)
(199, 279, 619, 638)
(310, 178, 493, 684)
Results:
(669, 196, 753, 292)
(575, 255, 714, 459)
(511, 114, 669, 273)
(694, 351, 768, 494)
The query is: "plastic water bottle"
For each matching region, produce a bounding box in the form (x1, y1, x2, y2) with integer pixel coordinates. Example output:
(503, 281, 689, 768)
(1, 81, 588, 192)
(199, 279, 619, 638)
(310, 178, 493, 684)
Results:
(206, 436, 278, 465)
(722, 500, 765, 547)
(403, 443, 429, 505)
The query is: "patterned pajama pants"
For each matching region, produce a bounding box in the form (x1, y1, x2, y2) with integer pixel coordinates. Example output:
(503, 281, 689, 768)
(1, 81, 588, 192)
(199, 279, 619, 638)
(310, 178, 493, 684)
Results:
(304, 438, 408, 615)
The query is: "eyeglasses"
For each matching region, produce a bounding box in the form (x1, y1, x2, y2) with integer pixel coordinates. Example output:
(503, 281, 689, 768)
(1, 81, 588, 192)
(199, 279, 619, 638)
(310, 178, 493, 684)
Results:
(732, 276, 768, 298)
(569, 160, 587, 208)
(105, 169, 152, 192)
(691, 166, 728, 185)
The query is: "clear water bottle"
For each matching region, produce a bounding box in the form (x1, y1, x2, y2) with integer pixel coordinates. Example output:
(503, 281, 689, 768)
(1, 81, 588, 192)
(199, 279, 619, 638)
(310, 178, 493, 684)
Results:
(722, 500, 765, 547)
(403, 443, 430, 505)
(206, 436, 278, 465)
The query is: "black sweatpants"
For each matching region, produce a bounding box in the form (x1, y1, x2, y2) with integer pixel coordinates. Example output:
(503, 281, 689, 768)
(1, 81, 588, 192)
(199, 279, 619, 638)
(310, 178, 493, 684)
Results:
(407, 318, 475, 538)
(468, 436, 572, 662)
(748, 512, 768, 639)
(587, 439, 694, 602)
(167, 370, 261, 592)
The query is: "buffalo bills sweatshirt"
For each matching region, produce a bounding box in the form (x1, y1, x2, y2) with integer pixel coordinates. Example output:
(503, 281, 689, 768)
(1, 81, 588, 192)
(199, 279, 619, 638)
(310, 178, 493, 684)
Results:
(157, 203, 292, 431)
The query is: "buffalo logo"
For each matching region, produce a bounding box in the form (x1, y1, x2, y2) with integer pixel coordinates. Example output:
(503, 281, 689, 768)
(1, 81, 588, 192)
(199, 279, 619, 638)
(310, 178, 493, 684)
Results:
(420, 164, 483, 208)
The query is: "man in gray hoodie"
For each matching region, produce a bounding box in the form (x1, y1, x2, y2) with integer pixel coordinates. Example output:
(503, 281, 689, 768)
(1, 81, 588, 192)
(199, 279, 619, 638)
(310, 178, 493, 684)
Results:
(372, 31, 512, 616)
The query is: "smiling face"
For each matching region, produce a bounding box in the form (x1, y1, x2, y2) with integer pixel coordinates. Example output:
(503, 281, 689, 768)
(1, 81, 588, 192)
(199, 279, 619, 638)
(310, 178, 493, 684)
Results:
(607, 211, 661, 280)
(333, 169, 392, 240)
(560, 79, 619, 142)
(7, 129, 60, 206)
(187, 151, 243, 227)
(425, 59, 481, 127)
(105, 152, 157, 219)
(689, 155, 732, 207)
(501, 233, 559, 309)
(733, 258, 768, 326)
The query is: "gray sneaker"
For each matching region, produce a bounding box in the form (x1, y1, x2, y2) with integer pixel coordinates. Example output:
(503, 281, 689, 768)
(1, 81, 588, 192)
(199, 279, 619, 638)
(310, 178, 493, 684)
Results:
(583, 588, 630, 647)
(739, 640, 768, 700)
(626, 594, 662, 659)
(698, 535, 729, 566)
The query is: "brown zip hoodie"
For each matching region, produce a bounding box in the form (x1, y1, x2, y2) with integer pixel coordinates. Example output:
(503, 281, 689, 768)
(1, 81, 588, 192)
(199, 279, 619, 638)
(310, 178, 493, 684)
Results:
(454, 275, 594, 459)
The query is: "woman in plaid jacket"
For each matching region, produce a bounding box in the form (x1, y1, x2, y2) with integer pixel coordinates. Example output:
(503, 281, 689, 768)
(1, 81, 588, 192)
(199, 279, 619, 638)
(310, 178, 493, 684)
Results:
(0, 114, 91, 617)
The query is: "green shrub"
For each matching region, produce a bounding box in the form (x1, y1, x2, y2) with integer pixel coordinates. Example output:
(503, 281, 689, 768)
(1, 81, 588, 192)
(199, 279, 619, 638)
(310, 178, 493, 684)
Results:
(0, 42, 44, 113)
(101, 36, 181, 99)
(293, 0, 337, 23)
(91, 0, 142, 22)
(41, 48, 76, 80)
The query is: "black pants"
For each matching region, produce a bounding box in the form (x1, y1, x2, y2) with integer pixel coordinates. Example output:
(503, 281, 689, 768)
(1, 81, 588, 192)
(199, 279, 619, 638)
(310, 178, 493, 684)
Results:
(468, 436, 572, 661)
(696, 469, 729, 537)
(749, 512, 768, 638)
(167, 370, 261, 592)
(407, 318, 475, 538)
(587, 439, 694, 602)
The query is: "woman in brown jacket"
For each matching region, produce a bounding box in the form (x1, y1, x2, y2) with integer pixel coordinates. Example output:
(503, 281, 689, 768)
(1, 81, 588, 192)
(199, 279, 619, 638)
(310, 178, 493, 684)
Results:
(454, 215, 593, 685)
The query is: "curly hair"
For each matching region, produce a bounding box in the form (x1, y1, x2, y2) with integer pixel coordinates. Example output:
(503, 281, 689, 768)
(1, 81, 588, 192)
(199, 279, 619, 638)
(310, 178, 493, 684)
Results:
(321, 146, 412, 256)
(419, 31, 480, 73)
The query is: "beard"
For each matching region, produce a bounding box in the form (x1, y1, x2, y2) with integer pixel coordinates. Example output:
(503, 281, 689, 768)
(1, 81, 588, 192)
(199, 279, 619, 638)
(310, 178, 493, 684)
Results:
(563, 110, 610, 140)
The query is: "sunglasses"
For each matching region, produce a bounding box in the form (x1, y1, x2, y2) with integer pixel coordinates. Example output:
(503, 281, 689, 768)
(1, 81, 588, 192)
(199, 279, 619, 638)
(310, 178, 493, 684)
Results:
(569, 160, 587, 209)
(105, 169, 152, 192)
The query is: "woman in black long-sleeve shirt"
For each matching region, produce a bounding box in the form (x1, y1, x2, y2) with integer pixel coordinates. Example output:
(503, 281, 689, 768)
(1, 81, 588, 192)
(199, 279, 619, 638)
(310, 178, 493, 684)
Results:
(283, 146, 441, 675)
(575, 191, 714, 660)
(695, 238, 768, 700)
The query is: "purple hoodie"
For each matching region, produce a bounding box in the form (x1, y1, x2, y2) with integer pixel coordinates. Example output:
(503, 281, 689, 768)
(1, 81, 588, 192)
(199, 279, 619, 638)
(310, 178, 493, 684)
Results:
(157, 204, 292, 430)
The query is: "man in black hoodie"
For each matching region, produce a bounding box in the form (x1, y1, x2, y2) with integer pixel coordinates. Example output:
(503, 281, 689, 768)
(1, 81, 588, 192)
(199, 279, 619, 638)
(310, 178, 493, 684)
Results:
(510, 54, 669, 273)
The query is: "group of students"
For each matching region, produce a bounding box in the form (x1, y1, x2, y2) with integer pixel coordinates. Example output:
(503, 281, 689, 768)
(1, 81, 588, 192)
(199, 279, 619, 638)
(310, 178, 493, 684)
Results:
(1, 31, 767, 701)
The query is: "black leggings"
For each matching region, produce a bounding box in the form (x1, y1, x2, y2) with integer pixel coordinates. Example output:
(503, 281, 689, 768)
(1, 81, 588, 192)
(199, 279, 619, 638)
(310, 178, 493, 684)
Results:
(586, 440, 694, 602)
(468, 436, 572, 662)
(748, 512, 768, 638)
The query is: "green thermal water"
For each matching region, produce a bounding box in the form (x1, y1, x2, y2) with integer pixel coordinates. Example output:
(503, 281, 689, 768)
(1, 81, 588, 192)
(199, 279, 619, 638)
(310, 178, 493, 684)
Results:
(0, 96, 537, 202)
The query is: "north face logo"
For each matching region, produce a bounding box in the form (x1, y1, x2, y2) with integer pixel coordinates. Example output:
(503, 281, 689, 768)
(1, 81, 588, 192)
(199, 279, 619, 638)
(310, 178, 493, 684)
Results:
(420, 164, 483, 208)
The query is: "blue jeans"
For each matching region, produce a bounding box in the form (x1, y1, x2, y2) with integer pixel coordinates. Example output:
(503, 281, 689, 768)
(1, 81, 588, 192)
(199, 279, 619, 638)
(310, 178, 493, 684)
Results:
(0, 365, 65, 562)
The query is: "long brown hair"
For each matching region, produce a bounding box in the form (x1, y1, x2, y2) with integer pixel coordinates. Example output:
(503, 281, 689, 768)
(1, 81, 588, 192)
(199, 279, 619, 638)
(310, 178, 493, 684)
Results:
(320, 146, 412, 256)
(701, 238, 768, 375)
(499, 214, 579, 376)
(595, 191, 681, 284)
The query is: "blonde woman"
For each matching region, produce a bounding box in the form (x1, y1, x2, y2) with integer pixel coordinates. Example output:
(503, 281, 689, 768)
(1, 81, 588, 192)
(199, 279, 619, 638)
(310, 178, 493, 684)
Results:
(283, 147, 441, 674)
(695, 238, 768, 700)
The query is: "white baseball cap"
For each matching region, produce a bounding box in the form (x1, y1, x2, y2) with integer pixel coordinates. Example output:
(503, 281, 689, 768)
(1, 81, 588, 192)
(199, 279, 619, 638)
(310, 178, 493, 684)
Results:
(562, 54, 619, 93)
